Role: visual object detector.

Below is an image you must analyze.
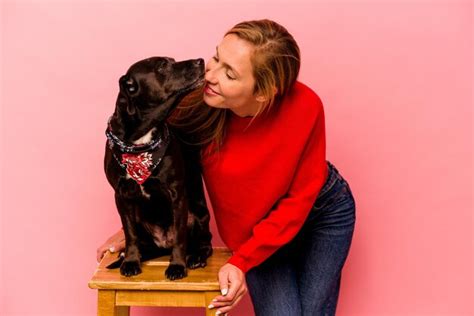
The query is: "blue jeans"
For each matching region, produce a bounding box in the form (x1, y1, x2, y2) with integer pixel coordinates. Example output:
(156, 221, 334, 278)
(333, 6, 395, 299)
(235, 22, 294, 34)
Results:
(245, 160, 356, 316)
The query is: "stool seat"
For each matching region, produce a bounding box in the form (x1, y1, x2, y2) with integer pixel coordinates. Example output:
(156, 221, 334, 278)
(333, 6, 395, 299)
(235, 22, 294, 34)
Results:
(89, 247, 232, 316)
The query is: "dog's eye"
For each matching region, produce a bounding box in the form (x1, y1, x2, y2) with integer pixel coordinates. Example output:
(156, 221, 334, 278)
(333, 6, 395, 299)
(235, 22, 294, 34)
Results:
(125, 79, 136, 93)
(119, 75, 138, 94)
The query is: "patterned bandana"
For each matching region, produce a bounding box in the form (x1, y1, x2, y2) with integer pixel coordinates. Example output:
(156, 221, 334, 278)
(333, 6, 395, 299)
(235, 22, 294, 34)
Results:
(121, 152, 154, 184)
(106, 116, 170, 184)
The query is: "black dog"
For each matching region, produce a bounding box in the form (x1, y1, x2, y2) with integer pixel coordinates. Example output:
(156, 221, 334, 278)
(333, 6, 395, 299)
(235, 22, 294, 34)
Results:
(104, 57, 213, 280)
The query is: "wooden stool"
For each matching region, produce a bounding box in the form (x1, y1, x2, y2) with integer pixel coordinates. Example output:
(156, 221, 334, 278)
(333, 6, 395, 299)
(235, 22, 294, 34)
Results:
(89, 247, 231, 316)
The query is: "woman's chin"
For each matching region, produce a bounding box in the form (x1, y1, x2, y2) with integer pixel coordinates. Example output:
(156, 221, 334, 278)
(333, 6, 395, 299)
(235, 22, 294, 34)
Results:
(203, 95, 225, 109)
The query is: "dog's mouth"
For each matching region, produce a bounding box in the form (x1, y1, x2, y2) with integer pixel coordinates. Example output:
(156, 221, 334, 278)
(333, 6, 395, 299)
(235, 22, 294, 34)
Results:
(190, 76, 206, 89)
(178, 76, 205, 95)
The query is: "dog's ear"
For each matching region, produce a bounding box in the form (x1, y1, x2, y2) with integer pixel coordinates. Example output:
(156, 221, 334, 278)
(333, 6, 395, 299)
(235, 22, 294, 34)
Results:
(115, 93, 136, 116)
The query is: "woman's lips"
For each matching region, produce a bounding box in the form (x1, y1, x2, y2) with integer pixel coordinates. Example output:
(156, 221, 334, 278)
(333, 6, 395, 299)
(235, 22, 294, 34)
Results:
(204, 84, 220, 96)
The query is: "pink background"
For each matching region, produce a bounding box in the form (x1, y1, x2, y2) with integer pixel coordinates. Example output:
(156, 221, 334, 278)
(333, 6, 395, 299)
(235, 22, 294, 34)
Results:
(1, 0, 472, 315)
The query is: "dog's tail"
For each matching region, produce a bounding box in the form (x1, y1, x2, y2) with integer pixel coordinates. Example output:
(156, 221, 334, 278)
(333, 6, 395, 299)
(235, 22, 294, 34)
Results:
(106, 248, 172, 269)
(106, 253, 125, 269)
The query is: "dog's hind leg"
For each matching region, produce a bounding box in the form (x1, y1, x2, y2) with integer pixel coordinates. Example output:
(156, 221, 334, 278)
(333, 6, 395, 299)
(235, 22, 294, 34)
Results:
(184, 149, 213, 269)
(164, 183, 189, 280)
(186, 214, 213, 269)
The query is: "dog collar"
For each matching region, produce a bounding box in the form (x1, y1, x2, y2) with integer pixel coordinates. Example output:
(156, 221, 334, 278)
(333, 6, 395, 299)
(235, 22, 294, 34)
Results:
(105, 116, 169, 154)
(106, 116, 170, 184)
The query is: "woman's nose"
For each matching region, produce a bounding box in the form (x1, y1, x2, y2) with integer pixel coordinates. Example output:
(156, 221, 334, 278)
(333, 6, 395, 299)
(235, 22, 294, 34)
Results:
(205, 63, 217, 83)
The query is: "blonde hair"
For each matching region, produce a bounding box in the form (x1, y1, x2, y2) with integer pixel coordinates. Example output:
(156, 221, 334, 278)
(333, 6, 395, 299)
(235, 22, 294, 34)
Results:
(168, 19, 301, 155)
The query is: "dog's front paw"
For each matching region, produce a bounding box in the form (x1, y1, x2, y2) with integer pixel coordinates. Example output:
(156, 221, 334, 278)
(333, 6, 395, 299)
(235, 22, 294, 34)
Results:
(187, 254, 208, 269)
(120, 260, 142, 277)
(165, 264, 187, 280)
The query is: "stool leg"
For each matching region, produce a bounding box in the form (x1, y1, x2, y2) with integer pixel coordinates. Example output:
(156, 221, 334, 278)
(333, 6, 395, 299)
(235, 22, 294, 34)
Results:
(116, 306, 130, 316)
(115, 306, 130, 316)
(205, 291, 219, 316)
(97, 290, 130, 316)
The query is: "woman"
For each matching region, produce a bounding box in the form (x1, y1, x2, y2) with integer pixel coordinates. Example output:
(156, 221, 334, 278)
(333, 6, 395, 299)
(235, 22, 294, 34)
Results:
(97, 19, 356, 316)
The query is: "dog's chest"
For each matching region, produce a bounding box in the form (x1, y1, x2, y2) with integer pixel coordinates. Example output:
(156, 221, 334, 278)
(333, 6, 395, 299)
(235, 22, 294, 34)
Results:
(143, 214, 195, 248)
(133, 128, 156, 145)
(144, 223, 176, 248)
(139, 184, 151, 198)
(124, 174, 152, 199)
(109, 126, 168, 186)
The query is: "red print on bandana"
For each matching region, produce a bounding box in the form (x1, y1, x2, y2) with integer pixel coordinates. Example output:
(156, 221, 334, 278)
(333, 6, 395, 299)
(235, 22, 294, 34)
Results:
(121, 152, 153, 184)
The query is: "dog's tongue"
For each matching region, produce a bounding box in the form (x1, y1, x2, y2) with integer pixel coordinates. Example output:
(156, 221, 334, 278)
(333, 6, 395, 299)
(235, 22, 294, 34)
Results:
(121, 153, 153, 184)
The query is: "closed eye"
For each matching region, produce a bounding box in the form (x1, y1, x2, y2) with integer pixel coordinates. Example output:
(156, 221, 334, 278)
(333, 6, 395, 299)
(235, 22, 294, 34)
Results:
(212, 56, 236, 80)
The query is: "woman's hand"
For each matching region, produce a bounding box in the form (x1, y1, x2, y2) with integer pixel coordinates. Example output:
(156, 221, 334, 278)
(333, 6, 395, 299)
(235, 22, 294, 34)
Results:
(96, 228, 125, 263)
(208, 263, 247, 315)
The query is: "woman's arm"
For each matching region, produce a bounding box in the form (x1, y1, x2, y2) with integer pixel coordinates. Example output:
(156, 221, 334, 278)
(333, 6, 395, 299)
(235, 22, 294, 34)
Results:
(228, 103, 327, 273)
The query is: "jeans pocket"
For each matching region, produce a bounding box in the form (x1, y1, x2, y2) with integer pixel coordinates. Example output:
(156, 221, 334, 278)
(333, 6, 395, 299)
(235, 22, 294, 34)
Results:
(313, 178, 354, 212)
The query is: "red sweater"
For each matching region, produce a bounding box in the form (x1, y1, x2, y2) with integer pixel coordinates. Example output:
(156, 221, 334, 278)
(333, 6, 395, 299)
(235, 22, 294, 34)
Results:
(201, 81, 328, 273)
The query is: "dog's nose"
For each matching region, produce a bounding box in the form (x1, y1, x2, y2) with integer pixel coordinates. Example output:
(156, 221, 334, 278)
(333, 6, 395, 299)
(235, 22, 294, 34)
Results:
(195, 59, 204, 67)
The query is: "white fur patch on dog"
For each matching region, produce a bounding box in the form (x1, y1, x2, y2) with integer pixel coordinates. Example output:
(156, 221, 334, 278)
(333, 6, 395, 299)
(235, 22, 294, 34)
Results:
(142, 215, 196, 248)
(133, 128, 156, 145)
(143, 223, 177, 248)
(140, 185, 151, 199)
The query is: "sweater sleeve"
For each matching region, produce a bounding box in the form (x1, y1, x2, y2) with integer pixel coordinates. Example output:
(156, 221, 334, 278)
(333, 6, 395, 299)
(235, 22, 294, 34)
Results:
(226, 102, 327, 273)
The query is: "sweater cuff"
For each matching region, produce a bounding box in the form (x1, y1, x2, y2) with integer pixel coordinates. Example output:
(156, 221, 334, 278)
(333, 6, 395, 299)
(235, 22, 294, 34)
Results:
(227, 254, 251, 273)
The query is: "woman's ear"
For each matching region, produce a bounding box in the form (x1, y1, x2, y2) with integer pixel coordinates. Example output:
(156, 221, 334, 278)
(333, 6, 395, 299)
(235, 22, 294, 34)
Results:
(255, 86, 277, 103)
(255, 95, 268, 103)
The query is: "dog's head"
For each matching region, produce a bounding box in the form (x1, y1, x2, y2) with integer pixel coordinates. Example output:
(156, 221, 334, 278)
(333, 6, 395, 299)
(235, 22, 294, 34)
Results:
(115, 57, 205, 123)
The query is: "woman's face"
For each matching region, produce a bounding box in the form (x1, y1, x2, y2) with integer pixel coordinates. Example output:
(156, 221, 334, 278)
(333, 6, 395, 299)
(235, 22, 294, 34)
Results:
(204, 34, 265, 117)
